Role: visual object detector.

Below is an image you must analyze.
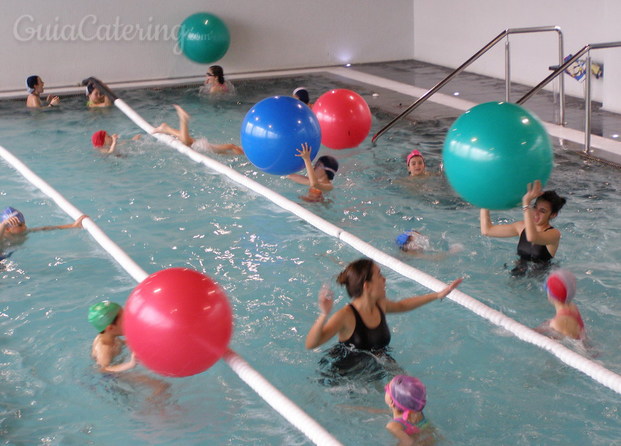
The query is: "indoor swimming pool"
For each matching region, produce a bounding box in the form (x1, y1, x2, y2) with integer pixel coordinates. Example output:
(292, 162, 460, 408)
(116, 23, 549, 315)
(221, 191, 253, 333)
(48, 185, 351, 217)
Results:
(1, 71, 620, 445)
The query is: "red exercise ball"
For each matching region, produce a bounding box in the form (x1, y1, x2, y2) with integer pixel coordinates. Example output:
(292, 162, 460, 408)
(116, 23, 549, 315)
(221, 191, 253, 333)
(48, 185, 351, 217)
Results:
(313, 89, 372, 149)
(124, 268, 233, 377)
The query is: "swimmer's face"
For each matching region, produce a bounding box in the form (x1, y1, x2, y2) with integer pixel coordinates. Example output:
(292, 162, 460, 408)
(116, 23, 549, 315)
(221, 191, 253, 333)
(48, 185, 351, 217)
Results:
(407, 156, 426, 176)
(367, 264, 386, 299)
(5, 222, 27, 235)
(103, 134, 113, 147)
(532, 199, 554, 225)
(34, 77, 44, 94)
(90, 88, 104, 102)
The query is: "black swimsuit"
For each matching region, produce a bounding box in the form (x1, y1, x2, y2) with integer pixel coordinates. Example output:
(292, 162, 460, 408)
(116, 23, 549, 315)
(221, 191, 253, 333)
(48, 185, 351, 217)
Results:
(516, 227, 554, 262)
(341, 303, 391, 351)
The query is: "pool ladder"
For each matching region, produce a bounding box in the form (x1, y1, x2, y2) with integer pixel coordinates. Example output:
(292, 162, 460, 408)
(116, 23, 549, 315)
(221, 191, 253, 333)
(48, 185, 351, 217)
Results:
(372, 26, 566, 143)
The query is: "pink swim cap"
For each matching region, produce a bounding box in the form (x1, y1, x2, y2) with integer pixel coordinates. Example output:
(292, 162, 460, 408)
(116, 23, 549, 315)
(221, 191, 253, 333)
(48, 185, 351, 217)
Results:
(545, 269, 577, 303)
(406, 149, 424, 165)
(91, 130, 107, 147)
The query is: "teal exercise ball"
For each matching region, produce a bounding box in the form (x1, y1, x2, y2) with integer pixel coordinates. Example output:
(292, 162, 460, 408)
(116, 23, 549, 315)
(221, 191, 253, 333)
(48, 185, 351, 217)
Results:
(443, 102, 553, 210)
(178, 13, 230, 64)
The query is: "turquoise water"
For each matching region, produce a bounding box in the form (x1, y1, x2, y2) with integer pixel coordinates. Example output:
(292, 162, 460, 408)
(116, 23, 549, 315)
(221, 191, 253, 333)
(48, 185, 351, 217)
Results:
(1, 74, 620, 445)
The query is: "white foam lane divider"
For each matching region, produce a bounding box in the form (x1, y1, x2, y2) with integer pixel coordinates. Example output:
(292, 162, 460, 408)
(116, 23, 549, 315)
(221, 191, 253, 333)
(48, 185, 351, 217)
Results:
(0, 143, 343, 446)
(114, 99, 621, 396)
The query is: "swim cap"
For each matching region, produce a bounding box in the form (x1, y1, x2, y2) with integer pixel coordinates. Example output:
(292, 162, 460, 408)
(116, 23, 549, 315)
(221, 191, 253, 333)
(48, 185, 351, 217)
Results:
(293, 87, 310, 105)
(88, 301, 121, 332)
(545, 269, 577, 304)
(406, 149, 424, 165)
(316, 156, 339, 180)
(388, 375, 426, 414)
(1, 207, 25, 226)
(91, 130, 107, 147)
(395, 230, 430, 252)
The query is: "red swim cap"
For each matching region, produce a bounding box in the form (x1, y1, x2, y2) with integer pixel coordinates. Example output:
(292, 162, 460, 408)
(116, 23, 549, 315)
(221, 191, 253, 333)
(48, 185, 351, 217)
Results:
(406, 149, 424, 165)
(91, 130, 107, 147)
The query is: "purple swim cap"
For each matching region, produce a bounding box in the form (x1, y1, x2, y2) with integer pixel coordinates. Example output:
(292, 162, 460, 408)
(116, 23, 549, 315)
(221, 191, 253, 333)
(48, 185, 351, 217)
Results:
(1, 207, 25, 226)
(388, 375, 427, 414)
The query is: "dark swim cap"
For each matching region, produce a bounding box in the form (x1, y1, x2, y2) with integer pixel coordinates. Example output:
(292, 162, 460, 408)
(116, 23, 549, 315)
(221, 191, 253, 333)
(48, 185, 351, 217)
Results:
(293, 87, 310, 105)
(1, 207, 25, 226)
(316, 156, 339, 180)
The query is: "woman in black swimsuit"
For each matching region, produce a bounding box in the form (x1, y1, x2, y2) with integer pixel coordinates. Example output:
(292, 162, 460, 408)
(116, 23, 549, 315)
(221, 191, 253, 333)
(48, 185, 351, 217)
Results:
(480, 180, 566, 275)
(305, 258, 462, 352)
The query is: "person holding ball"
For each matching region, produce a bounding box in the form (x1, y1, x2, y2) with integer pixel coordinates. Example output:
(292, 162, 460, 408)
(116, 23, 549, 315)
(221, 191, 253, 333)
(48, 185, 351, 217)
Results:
(480, 180, 566, 276)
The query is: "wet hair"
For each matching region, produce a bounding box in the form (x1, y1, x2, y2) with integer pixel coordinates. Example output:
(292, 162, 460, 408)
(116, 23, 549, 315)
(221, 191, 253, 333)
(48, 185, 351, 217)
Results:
(209, 65, 225, 85)
(26, 75, 40, 89)
(316, 156, 339, 180)
(86, 83, 97, 95)
(336, 258, 375, 299)
(536, 190, 566, 215)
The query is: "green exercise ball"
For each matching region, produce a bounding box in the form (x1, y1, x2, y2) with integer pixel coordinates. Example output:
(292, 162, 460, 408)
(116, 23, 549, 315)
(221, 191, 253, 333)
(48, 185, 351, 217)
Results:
(443, 102, 553, 210)
(178, 13, 230, 64)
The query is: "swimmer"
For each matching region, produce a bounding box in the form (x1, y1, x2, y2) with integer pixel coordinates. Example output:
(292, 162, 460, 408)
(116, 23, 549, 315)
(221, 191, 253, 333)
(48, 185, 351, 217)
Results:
(536, 269, 585, 340)
(151, 104, 243, 155)
(305, 258, 463, 353)
(287, 143, 338, 202)
(201, 65, 234, 95)
(25, 75, 60, 108)
(480, 180, 566, 276)
(0, 207, 86, 246)
(396, 230, 463, 260)
(89, 301, 136, 373)
(293, 87, 313, 108)
(86, 82, 112, 108)
(91, 130, 141, 155)
(385, 375, 435, 445)
(405, 149, 430, 177)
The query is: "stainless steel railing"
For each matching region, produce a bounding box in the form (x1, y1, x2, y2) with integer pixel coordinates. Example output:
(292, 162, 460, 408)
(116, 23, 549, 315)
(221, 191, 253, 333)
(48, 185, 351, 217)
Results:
(372, 26, 565, 143)
(517, 41, 621, 153)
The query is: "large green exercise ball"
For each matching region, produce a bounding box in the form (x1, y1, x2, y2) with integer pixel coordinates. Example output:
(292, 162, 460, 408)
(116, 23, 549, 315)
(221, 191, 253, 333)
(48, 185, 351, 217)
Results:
(443, 102, 553, 210)
(178, 13, 230, 64)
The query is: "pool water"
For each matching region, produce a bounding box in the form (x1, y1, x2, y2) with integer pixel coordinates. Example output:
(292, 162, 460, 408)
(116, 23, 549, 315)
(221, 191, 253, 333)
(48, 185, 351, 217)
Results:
(1, 73, 620, 445)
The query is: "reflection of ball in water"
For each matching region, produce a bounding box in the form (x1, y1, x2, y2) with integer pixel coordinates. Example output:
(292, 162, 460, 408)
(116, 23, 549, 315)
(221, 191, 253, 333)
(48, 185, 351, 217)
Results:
(443, 102, 553, 210)
(124, 268, 233, 377)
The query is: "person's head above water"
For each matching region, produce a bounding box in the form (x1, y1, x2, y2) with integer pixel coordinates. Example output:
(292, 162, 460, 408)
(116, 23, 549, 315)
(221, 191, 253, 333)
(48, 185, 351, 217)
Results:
(536, 190, 567, 216)
(91, 130, 107, 147)
(337, 258, 381, 299)
(88, 300, 122, 333)
(545, 269, 576, 304)
(26, 75, 41, 93)
(386, 374, 427, 415)
(406, 149, 426, 176)
(316, 155, 339, 180)
(207, 65, 225, 84)
(293, 87, 310, 105)
(2, 207, 25, 225)
(396, 230, 430, 253)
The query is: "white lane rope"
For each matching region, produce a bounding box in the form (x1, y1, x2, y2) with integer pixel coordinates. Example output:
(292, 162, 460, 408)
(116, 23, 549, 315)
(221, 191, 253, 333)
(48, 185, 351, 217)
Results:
(113, 94, 621, 396)
(0, 144, 343, 446)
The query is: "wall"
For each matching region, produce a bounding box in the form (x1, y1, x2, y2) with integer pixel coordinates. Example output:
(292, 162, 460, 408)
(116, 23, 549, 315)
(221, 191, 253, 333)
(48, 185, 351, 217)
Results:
(413, 0, 621, 112)
(0, 0, 414, 92)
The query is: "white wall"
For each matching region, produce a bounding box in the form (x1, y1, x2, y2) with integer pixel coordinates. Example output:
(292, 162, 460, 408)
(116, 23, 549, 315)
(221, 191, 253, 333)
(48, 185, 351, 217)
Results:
(0, 0, 414, 92)
(413, 0, 621, 112)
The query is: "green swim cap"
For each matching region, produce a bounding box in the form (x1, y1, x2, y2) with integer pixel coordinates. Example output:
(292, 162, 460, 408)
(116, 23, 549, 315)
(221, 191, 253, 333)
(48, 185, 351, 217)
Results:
(88, 301, 121, 332)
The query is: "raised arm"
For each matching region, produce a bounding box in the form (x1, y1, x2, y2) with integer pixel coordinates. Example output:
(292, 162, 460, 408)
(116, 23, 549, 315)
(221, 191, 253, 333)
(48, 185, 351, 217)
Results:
(480, 209, 522, 238)
(305, 286, 350, 349)
(385, 278, 463, 313)
(28, 215, 87, 232)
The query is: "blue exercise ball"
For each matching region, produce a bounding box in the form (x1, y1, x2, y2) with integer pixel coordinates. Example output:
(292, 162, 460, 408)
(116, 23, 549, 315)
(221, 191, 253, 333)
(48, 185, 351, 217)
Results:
(178, 13, 230, 64)
(240, 96, 322, 175)
(443, 102, 553, 210)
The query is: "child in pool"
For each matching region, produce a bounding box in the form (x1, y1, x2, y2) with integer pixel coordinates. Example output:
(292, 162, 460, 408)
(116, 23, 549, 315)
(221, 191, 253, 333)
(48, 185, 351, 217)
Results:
(406, 149, 429, 177)
(395, 230, 463, 260)
(385, 374, 435, 445)
(89, 301, 136, 373)
(91, 130, 142, 155)
(0, 207, 86, 245)
(151, 104, 243, 155)
(537, 269, 585, 340)
(292, 87, 313, 108)
(25, 75, 60, 108)
(200, 65, 234, 95)
(86, 82, 112, 108)
(287, 143, 339, 202)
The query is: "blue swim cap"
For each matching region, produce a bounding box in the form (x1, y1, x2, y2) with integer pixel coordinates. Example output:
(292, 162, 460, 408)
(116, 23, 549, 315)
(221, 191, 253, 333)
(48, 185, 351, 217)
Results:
(395, 232, 411, 248)
(1, 207, 25, 226)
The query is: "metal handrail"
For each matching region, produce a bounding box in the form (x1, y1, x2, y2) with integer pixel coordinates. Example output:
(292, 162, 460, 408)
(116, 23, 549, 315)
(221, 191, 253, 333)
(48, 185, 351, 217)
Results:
(372, 26, 564, 143)
(517, 41, 621, 153)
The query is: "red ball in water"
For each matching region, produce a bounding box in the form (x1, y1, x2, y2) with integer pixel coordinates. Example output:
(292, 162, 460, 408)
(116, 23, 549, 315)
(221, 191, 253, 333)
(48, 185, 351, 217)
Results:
(314, 89, 372, 149)
(124, 268, 233, 377)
